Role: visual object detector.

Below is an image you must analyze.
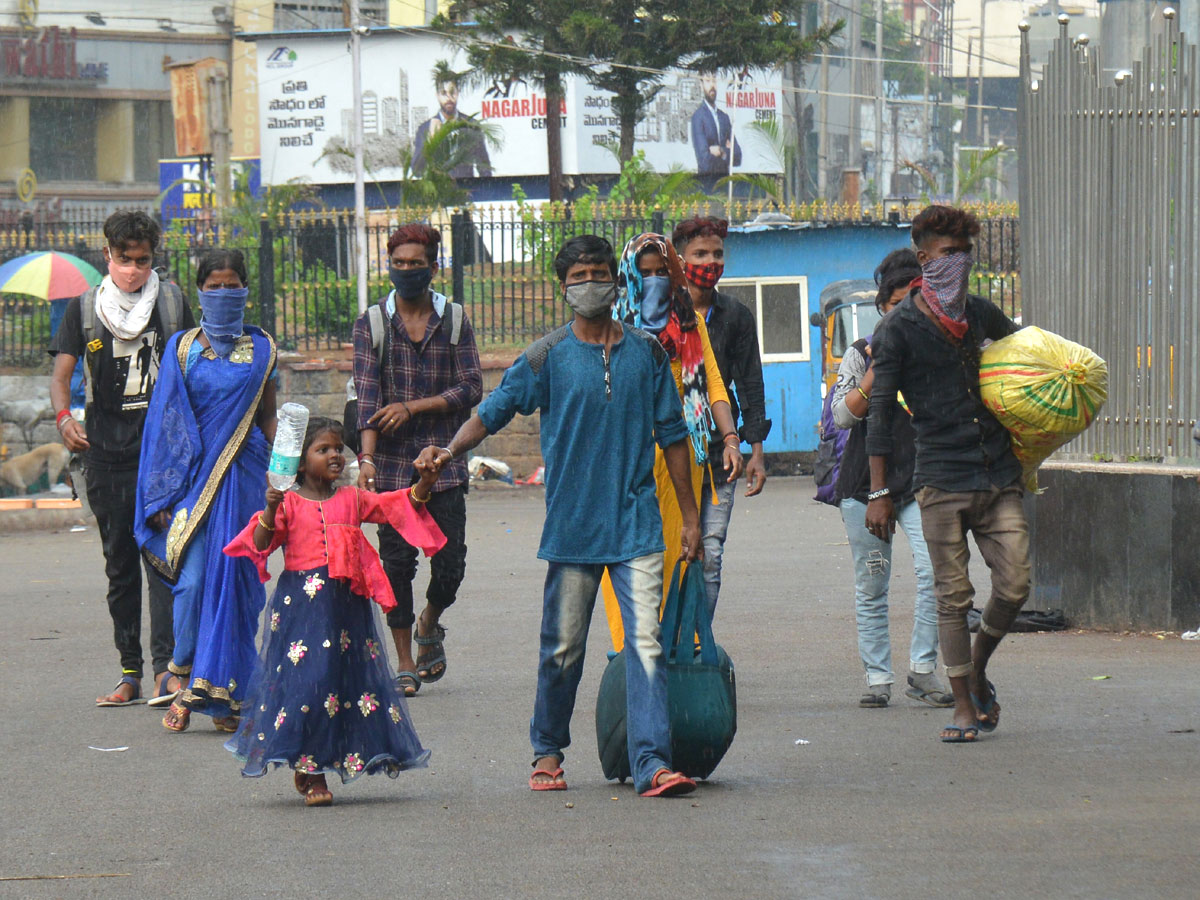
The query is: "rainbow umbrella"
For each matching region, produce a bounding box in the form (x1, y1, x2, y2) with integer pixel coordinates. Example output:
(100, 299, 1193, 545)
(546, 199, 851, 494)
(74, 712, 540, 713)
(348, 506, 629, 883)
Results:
(0, 251, 103, 300)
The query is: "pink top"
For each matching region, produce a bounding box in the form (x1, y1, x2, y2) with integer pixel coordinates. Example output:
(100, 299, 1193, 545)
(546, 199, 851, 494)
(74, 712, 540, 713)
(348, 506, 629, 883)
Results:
(223, 486, 447, 612)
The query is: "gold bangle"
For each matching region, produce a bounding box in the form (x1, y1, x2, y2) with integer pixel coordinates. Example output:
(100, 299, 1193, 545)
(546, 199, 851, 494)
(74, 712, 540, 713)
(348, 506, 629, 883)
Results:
(257, 514, 275, 531)
(409, 486, 431, 504)
(857, 386, 870, 403)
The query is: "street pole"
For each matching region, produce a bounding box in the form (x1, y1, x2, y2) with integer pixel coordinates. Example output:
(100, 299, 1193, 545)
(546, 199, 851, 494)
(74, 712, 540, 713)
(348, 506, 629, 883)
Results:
(875, 0, 884, 199)
(349, 0, 368, 315)
(817, 0, 830, 198)
(977, 1, 987, 145)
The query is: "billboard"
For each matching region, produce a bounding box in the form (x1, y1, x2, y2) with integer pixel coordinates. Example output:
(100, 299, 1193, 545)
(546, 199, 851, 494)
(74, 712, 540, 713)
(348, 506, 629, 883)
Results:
(159, 157, 262, 218)
(255, 32, 784, 186)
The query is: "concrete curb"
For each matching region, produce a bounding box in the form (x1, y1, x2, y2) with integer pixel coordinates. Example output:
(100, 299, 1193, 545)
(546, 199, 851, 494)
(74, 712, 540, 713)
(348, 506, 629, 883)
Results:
(0, 508, 93, 534)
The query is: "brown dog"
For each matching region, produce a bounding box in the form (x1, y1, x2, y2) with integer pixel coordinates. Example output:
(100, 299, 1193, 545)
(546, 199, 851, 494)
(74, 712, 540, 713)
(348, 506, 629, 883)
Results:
(0, 442, 71, 494)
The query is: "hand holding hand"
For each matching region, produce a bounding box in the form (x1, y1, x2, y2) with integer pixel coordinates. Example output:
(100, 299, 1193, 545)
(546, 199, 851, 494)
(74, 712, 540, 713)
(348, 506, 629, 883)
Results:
(415, 445, 451, 475)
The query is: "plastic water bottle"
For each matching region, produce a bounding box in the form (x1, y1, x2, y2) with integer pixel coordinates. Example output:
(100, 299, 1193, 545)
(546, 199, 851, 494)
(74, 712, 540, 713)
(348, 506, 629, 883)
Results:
(268, 402, 310, 490)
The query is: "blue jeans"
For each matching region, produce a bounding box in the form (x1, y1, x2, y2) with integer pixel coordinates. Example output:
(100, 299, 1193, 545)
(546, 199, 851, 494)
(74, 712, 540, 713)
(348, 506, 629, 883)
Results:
(699, 466, 738, 623)
(840, 497, 939, 686)
(530, 553, 671, 794)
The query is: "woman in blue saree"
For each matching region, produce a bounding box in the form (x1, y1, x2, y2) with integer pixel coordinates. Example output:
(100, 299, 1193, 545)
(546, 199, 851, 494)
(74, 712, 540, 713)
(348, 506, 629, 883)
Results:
(135, 249, 278, 732)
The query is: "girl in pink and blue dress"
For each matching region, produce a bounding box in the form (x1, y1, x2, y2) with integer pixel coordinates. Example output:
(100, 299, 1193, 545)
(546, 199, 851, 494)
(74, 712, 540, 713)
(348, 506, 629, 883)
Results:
(224, 417, 445, 806)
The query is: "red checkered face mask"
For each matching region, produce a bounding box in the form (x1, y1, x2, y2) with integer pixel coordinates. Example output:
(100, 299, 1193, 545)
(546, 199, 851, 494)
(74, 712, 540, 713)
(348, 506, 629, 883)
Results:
(683, 261, 724, 289)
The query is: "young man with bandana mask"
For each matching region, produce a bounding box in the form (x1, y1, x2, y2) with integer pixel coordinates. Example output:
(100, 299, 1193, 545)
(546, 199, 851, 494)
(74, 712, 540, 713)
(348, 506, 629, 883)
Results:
(416, 234, 701, 798)
(672, 217, 770, 621)
(49, 210, 194, 708)
(865, 206, 1027, 743)
(353, 225, 483, 697)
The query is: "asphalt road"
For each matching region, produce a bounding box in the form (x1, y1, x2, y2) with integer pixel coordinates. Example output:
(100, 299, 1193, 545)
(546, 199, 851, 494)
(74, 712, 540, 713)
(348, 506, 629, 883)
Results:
(1, 478, 1197, 899)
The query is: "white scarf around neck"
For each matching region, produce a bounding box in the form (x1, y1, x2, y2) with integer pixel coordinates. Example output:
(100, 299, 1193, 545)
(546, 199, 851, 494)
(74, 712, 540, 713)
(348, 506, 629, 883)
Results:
(94, 270, 160, 341)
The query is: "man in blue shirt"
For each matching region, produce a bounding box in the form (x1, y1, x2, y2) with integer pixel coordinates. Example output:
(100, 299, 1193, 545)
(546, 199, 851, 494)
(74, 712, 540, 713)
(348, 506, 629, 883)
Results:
(415, 235, 701, 798)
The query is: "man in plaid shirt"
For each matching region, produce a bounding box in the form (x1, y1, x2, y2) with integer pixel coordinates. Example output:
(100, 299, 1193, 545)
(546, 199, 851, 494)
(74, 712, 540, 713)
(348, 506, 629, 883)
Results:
(354, 224, 483, 696)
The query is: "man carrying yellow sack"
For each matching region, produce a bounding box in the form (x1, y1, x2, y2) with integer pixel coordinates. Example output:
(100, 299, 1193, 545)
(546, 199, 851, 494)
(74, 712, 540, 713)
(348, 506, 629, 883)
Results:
(865, 205, 1026, 744)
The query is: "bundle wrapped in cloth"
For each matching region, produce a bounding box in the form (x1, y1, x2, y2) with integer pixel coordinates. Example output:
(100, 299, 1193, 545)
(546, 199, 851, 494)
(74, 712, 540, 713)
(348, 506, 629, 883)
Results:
(978, 326, 1108, 492)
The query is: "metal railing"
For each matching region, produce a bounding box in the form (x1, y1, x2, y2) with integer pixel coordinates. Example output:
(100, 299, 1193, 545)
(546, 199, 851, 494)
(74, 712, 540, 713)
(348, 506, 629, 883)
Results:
(1, 200, 1021, 367)
(1019, 12, 1199, 462)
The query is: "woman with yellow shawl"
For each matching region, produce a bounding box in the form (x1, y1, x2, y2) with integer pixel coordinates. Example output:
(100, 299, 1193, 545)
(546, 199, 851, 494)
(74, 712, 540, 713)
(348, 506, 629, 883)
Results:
(601, 233, 743, 648)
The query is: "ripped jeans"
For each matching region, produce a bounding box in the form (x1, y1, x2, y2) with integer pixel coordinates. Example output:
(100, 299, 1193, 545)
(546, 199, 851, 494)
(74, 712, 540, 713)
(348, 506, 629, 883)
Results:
(840, 497, 940, 687)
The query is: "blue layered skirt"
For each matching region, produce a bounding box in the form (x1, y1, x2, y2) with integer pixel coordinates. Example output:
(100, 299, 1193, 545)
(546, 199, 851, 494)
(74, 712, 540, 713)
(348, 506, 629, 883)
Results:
(227, 565, 430, 783)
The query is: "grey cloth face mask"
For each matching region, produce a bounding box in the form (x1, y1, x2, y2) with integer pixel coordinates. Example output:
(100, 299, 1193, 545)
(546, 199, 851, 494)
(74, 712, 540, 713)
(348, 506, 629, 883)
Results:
(564, 281, 617, 319)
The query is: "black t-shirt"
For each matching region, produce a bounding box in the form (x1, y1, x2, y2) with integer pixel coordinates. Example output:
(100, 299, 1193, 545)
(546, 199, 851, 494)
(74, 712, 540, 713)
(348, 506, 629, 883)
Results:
(48, 293, 195, 468)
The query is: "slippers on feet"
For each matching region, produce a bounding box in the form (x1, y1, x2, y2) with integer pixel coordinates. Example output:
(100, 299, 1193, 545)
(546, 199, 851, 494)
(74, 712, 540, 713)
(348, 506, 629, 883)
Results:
(147, 673, 184, 708)
(971, 680, 1000, 732)
(395, 671, 420, 697)
(529, 767, 567, 791)
(96, 675, 144, 707)
(940, 724, 980, 743)
(640, 770, 696, 798)
(859, 689, 890, 708)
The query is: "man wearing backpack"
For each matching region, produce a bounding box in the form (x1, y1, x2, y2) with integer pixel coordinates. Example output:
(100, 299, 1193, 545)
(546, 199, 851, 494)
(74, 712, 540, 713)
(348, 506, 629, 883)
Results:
(49, 209, 193, 708)
(353, 224, 483, 696)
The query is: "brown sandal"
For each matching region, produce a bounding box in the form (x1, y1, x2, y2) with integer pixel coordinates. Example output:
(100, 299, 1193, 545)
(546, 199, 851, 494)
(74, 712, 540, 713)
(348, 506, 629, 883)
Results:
(162, 700, 190, 732)
(212, 715, 240, 733)
(302, 774, 332, 807)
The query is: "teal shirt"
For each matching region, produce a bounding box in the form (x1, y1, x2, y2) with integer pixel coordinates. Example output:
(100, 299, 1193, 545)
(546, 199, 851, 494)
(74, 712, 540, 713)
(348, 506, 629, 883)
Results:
(478, 323, 688, 563)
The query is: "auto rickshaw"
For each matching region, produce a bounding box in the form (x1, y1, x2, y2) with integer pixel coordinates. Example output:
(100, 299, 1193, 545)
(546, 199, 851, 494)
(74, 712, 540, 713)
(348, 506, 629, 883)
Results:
(809, 278, 883, 395)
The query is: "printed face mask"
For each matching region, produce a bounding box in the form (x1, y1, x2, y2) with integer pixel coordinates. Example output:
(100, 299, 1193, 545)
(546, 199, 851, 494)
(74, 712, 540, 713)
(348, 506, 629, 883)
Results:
(564, 280, 617, 319)
(199, 286, 249, 357)
(108, 257, 152, 293)
(390, 266, 433, 300)
(918, 250, 973, 339)
(683, 261, 724, 290)
(638, 276, 672, 333)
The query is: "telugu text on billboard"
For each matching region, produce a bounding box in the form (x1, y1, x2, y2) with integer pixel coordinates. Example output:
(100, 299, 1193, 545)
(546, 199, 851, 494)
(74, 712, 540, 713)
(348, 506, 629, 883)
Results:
(255, 32, 784, 186)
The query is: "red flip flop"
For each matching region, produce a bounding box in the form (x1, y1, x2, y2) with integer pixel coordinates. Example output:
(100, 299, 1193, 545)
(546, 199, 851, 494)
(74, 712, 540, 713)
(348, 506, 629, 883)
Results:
(640, 770, 696, 798)
(529, 767, 567, 791)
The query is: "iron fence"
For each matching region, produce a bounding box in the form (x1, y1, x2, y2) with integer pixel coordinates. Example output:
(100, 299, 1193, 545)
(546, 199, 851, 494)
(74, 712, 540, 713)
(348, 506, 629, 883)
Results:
(1019, 12, 1199, 462)
(1, 201, 1021, 367)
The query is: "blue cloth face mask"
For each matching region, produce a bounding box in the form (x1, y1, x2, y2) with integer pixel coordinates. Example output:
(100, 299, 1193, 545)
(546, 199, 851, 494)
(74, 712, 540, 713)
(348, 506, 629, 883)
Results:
(638, 276, 672, 333)
(199, 286, 249, 357)
(390, 266, 433, 300)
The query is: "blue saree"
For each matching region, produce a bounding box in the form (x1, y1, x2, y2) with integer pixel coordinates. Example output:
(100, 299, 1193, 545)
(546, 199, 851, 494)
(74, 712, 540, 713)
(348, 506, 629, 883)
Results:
(136, 327, 275, 717)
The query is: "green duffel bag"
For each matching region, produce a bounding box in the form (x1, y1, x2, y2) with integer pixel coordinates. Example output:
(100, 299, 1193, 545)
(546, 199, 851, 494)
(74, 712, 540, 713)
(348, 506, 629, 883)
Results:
(595, 561, 737, 782)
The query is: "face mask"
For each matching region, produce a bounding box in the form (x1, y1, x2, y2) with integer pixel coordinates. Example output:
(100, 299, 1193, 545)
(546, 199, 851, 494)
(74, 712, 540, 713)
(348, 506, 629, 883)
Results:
(918, 250, 973, 338)
(683, 261, 723, 290)
(638, 276, 672, 333)
(199, 287, 249, 357)
(390, 266, 433, 300)
(108, 257, 152, 293)
(564, 280, 617, 319)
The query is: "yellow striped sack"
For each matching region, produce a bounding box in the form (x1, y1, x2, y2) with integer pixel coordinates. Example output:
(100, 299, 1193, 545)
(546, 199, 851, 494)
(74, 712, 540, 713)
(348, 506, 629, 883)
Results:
(978, 326, 1108, 492)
